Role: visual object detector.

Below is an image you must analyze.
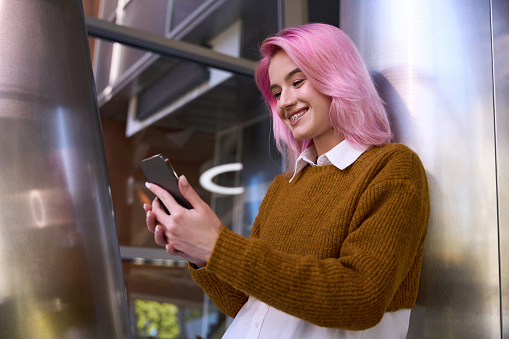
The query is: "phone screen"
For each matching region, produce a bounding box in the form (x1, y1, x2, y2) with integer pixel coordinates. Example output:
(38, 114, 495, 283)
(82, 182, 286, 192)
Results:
(140, 154, 192, 211)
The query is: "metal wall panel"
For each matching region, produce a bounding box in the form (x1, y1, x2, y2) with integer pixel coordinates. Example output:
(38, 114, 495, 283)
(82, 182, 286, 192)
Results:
(493, 0, 509, 337)
(341, 1, 500, 337)
(0, 1, 132, 338)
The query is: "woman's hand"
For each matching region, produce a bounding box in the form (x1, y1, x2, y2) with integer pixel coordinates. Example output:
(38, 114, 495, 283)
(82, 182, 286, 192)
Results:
(144, 175, 222, 267)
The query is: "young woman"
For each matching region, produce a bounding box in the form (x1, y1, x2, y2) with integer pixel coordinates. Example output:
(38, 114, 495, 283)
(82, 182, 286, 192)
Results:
(144, 23, 430, 338)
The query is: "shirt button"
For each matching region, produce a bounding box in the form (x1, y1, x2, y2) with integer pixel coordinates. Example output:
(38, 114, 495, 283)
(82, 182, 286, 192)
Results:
(254, 322, 259, 328)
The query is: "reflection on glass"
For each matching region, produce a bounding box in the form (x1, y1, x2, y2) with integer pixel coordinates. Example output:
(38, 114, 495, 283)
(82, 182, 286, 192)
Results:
(170, 0, 205, 30)
(29, 190, 46, 228)
(93, 0, 280, 337)
(135, 299, 180, 338)
(133, 297, 225, 338)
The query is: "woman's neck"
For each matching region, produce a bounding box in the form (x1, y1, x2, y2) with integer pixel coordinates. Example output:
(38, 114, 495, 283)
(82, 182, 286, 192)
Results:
(313, 134, 344, 157)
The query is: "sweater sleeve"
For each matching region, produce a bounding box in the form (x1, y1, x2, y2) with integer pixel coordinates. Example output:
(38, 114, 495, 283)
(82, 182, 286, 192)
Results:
(188, 262, 248, 318)
(203, 154, 430, 330)
(187, 174, 284, 318)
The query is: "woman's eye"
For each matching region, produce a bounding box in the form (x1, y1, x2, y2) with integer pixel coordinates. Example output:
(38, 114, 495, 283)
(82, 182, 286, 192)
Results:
(273, 91, 281, 99)
(293, 79, 304, 87)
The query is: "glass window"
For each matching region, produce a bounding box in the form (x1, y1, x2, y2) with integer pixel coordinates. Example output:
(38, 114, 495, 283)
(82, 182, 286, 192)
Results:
(170, 0, 205, 31)
(123, 261, 226, 338)
(100, 70, 279, 337)
(102, 0, 118, 20)
(90, 0, 282, 337)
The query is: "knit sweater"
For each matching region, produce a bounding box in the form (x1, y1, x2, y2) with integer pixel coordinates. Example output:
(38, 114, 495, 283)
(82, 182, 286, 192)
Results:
(190, 143, 430, 330)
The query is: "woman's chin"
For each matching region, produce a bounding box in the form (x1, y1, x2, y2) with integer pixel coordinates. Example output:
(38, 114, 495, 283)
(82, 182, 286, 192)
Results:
(291, 132, 310, 141)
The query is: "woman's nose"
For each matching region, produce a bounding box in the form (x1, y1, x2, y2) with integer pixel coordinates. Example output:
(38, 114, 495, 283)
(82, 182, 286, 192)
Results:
(278, 90, 296, 110)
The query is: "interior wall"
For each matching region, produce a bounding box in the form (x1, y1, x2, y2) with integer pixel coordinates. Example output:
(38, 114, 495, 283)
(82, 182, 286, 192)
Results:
(83, 0, 509, 336)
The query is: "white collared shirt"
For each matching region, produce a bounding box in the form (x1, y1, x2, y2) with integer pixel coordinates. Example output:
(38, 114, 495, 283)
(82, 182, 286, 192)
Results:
(289, 140, 369, 182)
(222, 140, 411, 339)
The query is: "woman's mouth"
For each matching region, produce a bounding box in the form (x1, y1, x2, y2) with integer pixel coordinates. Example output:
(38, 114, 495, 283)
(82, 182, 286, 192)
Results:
(289, 109, 307, 122)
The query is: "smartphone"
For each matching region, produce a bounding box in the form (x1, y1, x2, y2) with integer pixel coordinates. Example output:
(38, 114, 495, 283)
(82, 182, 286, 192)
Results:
(140, 154, 192, 212)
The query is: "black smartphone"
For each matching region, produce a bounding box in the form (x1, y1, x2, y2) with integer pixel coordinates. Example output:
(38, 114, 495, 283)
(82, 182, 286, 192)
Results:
(140, 154, 192, 212)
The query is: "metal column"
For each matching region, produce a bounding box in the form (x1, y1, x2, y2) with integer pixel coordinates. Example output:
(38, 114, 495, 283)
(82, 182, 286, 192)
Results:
(342, 0, 501, 337)
(493, 0, 509, 336)
(0, 1, 132, 337)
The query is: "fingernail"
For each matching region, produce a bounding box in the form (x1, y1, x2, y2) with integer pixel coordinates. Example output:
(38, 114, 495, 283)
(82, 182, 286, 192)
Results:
(179, 175, 188, 186)
(145, 182, 151, 189)
(155, 226, 160, 232)
(146, 211, 151, 219)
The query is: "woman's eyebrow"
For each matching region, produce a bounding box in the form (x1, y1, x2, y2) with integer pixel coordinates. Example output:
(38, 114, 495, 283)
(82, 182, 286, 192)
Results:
(285, 68, 302, 81)
(270, 68, 303, 91)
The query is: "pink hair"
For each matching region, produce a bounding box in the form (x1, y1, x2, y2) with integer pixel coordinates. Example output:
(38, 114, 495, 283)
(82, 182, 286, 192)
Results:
(254, 23, 392, 170)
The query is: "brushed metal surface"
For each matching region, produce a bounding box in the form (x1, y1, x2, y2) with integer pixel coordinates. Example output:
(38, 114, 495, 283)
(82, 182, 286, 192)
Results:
(493, 0, 509, 337)
(0, 1, 132, 338)
(341, 1, 500, 337)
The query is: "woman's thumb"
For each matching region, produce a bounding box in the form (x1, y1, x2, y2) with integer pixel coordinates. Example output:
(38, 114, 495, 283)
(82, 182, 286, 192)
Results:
(179, 175, 204, 209)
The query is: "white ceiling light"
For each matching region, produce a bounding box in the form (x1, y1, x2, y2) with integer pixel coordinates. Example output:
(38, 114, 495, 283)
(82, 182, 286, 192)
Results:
(199, 163, 244, 195)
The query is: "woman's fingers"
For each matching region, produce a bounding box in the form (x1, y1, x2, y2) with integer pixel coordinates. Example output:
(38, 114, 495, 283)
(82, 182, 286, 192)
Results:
(165, 243, 179, 256)
(154, 225, 168, 246)
(178, 175, 205, 210)
(146, 207, 157, 232)
(145, 182, 181, 215)
(144, 177, 222, 264)
(145, 176, 204, 214)
(165, 244, 207, 267)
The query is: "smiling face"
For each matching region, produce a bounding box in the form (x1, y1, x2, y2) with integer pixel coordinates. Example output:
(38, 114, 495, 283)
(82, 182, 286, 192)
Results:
(268, 51, 341, 155)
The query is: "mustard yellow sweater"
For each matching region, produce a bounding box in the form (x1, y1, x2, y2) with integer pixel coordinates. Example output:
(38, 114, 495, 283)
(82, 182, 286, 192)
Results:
(190, 143, 430, 330)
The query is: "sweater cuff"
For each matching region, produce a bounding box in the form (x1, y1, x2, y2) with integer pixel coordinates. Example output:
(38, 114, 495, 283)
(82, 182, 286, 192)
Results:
(189, 262, 205, 270)
(205, 225, 251, 284)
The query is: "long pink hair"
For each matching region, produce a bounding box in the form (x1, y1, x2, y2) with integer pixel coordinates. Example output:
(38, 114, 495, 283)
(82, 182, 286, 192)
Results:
(254, 23, 392, 170)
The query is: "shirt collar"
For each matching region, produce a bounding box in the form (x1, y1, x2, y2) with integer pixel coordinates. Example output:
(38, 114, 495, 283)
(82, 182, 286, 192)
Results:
(289, 140, 370, 182)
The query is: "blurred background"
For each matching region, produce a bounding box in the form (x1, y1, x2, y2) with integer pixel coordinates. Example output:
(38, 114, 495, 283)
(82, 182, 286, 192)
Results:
(78, 0, 509, 338)
(83, 1, 339, 338)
